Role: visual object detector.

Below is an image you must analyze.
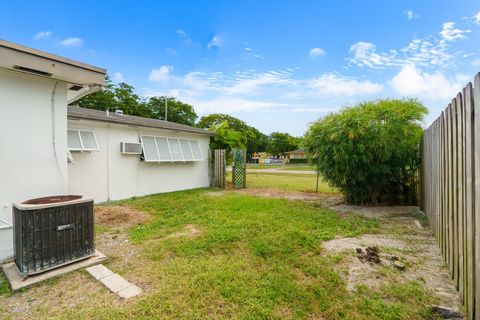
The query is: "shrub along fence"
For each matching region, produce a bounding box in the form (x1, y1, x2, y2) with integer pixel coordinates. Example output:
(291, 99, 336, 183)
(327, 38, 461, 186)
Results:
(421, 73, 480, 319)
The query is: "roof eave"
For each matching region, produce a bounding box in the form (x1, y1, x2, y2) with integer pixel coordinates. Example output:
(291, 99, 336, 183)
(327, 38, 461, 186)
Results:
(0, 39, 106, 87)
(67, 114, 215, 136)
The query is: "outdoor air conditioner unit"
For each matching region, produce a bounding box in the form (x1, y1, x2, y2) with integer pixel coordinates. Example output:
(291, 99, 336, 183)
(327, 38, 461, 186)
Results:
(120, 142, 143, 155)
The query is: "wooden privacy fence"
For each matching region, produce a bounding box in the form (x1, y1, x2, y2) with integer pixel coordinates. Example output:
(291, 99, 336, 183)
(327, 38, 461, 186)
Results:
(421, 73, 480, 319)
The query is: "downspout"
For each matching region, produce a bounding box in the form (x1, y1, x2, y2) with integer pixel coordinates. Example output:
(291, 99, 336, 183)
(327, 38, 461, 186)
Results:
(106, 123, 111, 202)
(50, 80, 69, 192)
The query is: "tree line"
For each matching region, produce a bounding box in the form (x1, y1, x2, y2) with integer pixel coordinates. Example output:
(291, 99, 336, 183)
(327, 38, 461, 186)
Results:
(75, 77, 301, 156)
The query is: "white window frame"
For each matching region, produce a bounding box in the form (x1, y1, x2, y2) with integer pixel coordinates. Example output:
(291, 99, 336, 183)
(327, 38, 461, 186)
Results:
(140, 134, 204, 163)
(68, 129, 99, 152)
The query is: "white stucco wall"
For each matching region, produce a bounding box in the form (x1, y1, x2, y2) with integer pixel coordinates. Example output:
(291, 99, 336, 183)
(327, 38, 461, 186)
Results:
(67, 119, 211, 203)
(0, 69, 68, 260)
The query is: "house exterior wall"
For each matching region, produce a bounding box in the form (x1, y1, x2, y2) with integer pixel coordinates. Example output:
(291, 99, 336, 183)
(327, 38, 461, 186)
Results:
(67, 119, 211, 203)
(0, 69, 68, 260)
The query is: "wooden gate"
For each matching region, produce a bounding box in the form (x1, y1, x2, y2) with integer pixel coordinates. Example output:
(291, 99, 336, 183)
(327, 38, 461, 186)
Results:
(210, 149, 226, 188)
(232, 149, 246, 189)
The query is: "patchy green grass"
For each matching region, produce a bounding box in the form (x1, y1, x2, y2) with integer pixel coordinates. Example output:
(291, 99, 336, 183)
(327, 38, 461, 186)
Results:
(279, 165, 315, 171)
(246, 172, 336, 193)
(246, 164, 314, 171)
(0, 273, 10, 297)
(52, 189, 437, 319)
(1, 189, 438, 319)
(246, 163, 286, 169)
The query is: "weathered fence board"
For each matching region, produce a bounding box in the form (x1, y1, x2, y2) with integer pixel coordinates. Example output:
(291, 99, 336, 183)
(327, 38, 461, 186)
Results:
(421, 72, 480, 319)
(211, 149, 226, 189)
(473, 73, 480, 320)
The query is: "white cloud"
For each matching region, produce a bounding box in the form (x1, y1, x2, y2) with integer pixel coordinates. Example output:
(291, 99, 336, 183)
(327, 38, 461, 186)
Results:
(225, 71, 293, 95)
(176, 29, 187, 37)
(291, 107, 339, 113)
(149, 65, 173, 82)
(349, 41, 398, 69)
(308, 73, 383, 96)
(439, 22, 470, 43)
(348, 22, 470, 69)
(185, 98, 286, 113)
(405, 10, 415, 20)
(309, 47, 325, 58)
(34, 31, 52, 40)
(176, 29, 191, 44)
(207, 35, 222, 49)
(389, 64, 464, 100)
(474, 12, 480, 25)
(472, 59, 480, 66)
(144, 67, 384, 116)
(113, 72, 124, 83)
(59, 37, 84, 48)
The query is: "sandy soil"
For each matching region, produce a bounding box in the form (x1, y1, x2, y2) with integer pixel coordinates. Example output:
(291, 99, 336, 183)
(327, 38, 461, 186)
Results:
(233, 188, 344, 206)
(95, 205, 151, 228)
(323, 205, 463, 314)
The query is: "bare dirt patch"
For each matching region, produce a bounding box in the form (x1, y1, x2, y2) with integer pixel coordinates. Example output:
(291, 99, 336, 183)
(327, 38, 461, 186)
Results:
(329, 204, 421, 218)
(206, 191, 227, 197)
(235, 188, 344, 206)
(322, 206, 462, 314)
(95, 205, 151, 228)
(166, 224, 202, 239)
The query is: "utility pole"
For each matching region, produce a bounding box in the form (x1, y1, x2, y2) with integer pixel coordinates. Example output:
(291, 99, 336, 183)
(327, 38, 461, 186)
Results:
(165, 98, 168, 121)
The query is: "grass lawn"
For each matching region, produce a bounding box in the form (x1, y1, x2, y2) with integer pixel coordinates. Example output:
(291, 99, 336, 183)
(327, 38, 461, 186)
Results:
(0, 175, 438, 319)
(246, 172, 335, 193)
(0, 185, 437, 319)
(279, 165, 315, 171)
(246, 164, 315, 171)
(246, 164, 286, 169)
(52, 189, 434, 319)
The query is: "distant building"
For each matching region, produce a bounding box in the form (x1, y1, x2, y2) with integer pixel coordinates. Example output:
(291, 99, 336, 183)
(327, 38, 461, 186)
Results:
(285, 149, 307, 163)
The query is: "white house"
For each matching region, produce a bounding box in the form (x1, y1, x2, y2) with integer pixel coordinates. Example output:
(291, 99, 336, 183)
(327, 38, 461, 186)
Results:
(67, 107, 212, 203)
(0, 40, 212, 261)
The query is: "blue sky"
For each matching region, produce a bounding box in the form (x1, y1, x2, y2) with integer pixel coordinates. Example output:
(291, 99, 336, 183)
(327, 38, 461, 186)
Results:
(1, 1, 480, 136)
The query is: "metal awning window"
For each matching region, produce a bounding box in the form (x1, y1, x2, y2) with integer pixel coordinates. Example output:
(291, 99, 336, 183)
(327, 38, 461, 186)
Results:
(140, 135, 204, 162)
(68, 129, 99, 152)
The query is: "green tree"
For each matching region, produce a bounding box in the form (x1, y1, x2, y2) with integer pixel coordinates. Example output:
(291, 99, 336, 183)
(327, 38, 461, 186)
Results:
(303, 99, 427, 205)
(198, 114, 267, 154)
(267, 132, 301, 156)
(75, 76, 198, 126)
(146, 97, 198, 126)
(75, 76, 117, 111)
(208, 121, 246, 163)
(113, 82, 148, 117)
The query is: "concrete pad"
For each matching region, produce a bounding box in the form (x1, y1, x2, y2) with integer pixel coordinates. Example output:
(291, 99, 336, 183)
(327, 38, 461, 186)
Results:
(99, 273, 132, 293)
(1, 250, 107, 291)
(86, 264, 114, 280)
(85, 264, 142, 299)
(117, 284, 142, 299)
